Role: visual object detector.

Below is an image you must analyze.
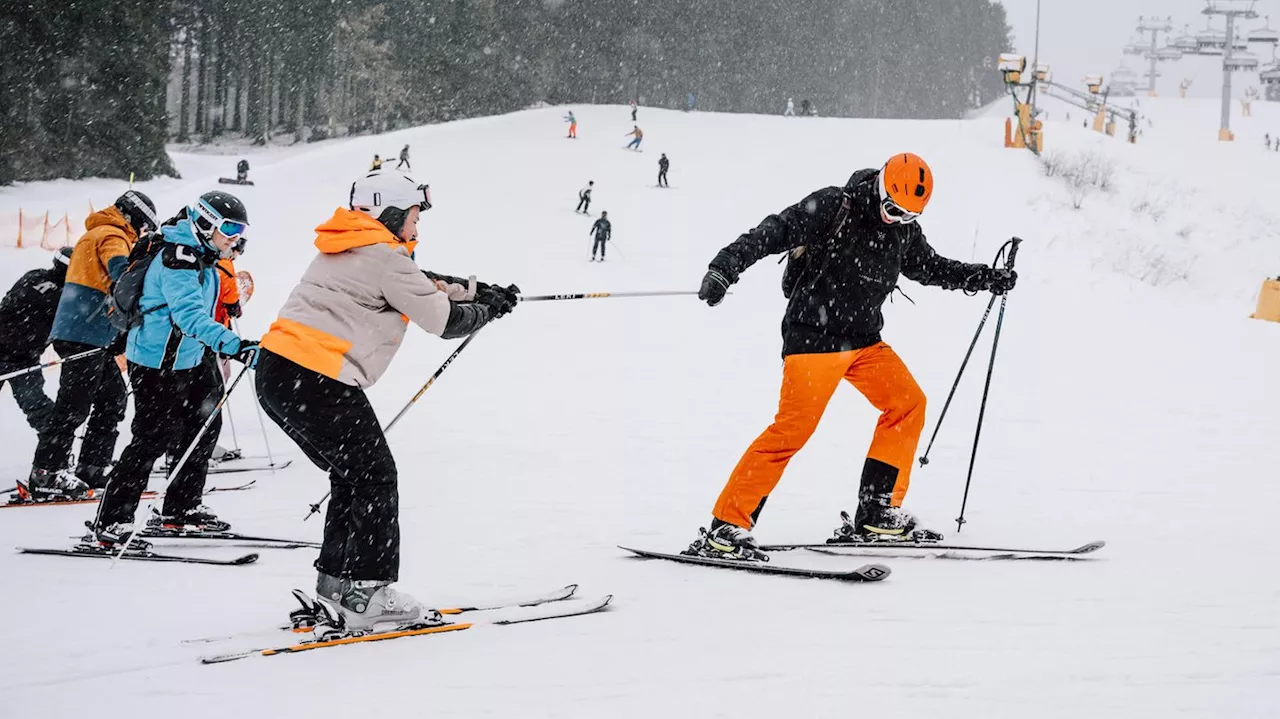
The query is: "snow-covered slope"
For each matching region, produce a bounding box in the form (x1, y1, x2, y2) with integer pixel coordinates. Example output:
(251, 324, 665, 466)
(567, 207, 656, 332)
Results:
(1, 102, 1277, 718)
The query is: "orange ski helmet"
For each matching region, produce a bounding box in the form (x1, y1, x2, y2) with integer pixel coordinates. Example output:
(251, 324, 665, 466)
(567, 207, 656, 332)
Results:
(878, 153, 933, 217)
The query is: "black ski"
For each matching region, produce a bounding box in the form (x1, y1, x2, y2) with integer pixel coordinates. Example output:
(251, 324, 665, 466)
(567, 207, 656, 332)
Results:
(619, 546, 890, 582)
(759, 539, 1106, 555)
(152, 460, 292, 478)
(801, 547, 1092, 562)
(137, 528, 320, 549)
(18, 546, 258, 566)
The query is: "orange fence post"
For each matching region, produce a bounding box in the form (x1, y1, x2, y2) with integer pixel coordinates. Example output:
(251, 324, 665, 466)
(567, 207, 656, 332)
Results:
(16, 208, 23, 248)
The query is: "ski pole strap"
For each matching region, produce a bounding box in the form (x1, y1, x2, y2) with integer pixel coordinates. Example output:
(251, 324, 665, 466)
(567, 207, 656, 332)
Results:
(0, 347, 105, 382)
(1002, 236, 1023, 271)
(519, 290, 701, 302)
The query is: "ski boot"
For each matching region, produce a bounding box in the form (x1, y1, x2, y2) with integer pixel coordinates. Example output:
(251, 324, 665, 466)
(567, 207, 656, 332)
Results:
(314, 572, 431, 633)
(211, 446, 242, 463)
(682, 519, 769, 562)
(16, 468, 91, 502)
(145, 504, 231, 533)
(79, 522, 152, 553)
(830, 504, 943, 544)
(74, 464, 111, 490)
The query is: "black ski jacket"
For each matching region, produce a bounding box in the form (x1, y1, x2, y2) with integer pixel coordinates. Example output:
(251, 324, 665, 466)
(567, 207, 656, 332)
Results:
(708, 169, 990, 356)
(590, 218, 612, 240)
(0, 265, 68, 361)
(659, 157, 670, 171)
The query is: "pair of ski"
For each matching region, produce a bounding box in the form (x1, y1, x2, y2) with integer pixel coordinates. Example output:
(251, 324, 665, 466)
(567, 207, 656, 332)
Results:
(150, 458, 293, 477)
(1, 479, 258, 509)
(199, 583, 612, 663)
(621, 538, 1106, 582)
(19, 528, 320, 566)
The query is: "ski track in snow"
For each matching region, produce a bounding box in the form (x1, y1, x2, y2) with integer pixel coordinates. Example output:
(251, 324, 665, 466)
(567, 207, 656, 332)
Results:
(1, 101, 1278, 718)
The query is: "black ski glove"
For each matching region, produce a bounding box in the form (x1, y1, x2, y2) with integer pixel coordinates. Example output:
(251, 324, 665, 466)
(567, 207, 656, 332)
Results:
(699, 249, 742, 307)
(476, 285, 518, 319)
(984, 268, 1018, 295)
(231, 340, 261, 368)
(105, 332, 128, 356)
(699, 269, 733, 307)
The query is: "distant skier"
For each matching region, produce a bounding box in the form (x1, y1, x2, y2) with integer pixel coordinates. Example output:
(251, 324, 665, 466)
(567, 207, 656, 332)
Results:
(590, 211, 611, 262)
(576, 181, 594, 214)
(0, 248, 73, 447)
(371, 155, 384, 171)
(236, 159, 250, 183)
(397, 144, 411, 170)
(686, 92, 696, 112)
(625, 126, 643, 151)
(687, 153, 1017, 560)
(630, 100, 638, 122)
(784, 98, 795, 117)
(800, 99, 813, 116)
(1266, 134, 1273, 151)
(658, 154, 670, 187)
(19, 191, 158, 500)
(565, 111, 578, 139)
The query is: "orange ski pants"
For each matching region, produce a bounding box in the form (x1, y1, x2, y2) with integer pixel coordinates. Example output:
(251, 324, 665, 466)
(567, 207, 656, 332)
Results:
(711, 343, 926, 529)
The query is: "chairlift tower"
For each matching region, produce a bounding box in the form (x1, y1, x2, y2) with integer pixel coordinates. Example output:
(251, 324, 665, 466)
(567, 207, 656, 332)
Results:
(1136, 16, 1176, 95)
(1204, 0, 1259, 140)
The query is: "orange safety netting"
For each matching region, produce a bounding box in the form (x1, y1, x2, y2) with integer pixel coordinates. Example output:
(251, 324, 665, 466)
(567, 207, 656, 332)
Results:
(0, 202, 94, 250)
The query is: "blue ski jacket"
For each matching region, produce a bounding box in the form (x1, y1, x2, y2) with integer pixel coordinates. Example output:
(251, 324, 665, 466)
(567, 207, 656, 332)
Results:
(126, 218, 244, 371)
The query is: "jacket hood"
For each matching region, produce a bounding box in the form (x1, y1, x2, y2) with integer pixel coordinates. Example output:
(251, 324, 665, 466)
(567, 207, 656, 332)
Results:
(85, 206, 138, 241)
(160, 216, 210, 252)
(314, 207, 417, 255)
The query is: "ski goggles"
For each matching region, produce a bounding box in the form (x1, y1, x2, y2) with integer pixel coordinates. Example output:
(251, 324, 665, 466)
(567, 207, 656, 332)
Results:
(415, 184, 433, 212)
(880, 199, 920, 224)
(193, 201, 249, 240)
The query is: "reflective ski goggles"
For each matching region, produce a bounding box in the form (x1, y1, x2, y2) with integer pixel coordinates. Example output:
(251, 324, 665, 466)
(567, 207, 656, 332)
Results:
(193, 201, 249, 240)
(880, 199, 920, 224)
(416, 184, 433, 212)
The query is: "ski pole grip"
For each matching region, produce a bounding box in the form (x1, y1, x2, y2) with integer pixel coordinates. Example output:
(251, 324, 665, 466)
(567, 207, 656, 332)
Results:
(1005, 237, 1023, 271)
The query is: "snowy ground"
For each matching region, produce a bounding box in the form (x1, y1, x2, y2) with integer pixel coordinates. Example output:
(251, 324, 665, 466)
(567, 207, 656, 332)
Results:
(1, 101, 1278, 717)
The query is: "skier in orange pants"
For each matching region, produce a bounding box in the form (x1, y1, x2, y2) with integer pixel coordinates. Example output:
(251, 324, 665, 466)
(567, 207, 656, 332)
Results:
(691, 153, 1017, 558)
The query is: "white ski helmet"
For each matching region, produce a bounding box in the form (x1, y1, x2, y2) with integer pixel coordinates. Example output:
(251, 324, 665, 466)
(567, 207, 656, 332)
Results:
(349, 170, 432, 217)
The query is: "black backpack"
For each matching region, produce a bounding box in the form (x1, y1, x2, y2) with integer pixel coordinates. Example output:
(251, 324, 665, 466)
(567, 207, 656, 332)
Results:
(781, 191, 853, 299)
(106, 233, 167, 332)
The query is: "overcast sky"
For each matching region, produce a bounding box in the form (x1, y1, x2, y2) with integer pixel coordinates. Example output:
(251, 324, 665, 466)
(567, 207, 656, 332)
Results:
(994, 0, 1279, 98)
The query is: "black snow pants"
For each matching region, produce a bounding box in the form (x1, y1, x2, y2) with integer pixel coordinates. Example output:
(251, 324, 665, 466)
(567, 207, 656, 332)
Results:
(576, 196, 591, 213)
(32, 340, 127, 473)
(592, 236, 608, 258)
(0, 357, 56, 436)
(93, 359, 223, 527)
(255, 349, 400, 582)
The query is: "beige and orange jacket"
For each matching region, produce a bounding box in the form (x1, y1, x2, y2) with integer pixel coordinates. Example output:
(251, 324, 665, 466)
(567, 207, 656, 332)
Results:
(260, 208, 473, 388)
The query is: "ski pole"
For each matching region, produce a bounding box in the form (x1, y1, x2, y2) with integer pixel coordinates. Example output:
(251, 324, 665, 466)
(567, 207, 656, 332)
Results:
(519, 290, 701, 302)
(918, 294, 997, 467)
(112, 362, 255, 564)
(0, 347, 104, 382)
(221, 362, 242, 455)
(234, 319, 279, 469)
(303, 330, 482, 521)
(955, 237, 1022, 533)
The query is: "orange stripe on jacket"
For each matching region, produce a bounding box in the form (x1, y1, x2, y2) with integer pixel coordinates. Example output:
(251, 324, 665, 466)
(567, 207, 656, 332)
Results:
(260, 317, 353, 381)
